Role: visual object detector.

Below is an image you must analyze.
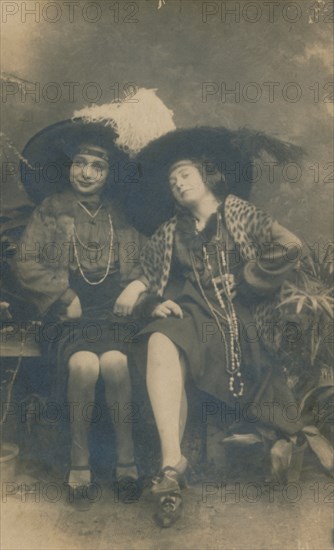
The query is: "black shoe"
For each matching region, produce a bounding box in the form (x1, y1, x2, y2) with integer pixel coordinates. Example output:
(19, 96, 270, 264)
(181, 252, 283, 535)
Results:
(64, 465, 97, 511)
(113, 461, 143, 504)
(151, 456, 188, 528)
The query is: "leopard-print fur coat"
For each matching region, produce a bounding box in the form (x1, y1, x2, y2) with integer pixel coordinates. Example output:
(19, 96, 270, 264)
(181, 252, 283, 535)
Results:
(139, 194, 302, 354)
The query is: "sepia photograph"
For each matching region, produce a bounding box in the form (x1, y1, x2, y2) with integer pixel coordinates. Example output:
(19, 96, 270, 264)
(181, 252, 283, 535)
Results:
(1, 1, 333, 548)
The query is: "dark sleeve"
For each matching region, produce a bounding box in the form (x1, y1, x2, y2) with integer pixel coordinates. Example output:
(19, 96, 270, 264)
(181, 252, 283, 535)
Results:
(242, 220, 303, 297)
(118, 225, 150, 287)
(133, 292, 163, 318)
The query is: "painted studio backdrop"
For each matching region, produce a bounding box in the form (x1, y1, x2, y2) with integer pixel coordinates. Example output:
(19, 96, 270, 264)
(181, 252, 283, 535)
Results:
(1, 1, 334, 548)
(1, 0, 333, 246)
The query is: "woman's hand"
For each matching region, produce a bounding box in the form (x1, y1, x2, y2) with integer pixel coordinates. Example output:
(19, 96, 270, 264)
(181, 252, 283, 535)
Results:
(113, 280, 147, 316)
(66, 296, 82, 319)
(151, 300, 183, 319)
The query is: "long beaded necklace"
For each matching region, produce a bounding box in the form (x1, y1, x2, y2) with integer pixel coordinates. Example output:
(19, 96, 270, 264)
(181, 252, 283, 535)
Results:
(191, 213, 244, 397)
(74, 201, 109, 251)
(73, 224, 109, 252)
(71, 213, 114, 286)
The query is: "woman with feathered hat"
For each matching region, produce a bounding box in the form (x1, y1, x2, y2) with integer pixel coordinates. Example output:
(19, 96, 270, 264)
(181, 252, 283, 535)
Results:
(14, 89, 176, 505)
(126, 126, 305, 526)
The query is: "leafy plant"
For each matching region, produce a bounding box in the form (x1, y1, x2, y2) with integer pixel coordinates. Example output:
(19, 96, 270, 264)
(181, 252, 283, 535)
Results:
(278, 242, 333, 393)
(222, 243, 333, 481)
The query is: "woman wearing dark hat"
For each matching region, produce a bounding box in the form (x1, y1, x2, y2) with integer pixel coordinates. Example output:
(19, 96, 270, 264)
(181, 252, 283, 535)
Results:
(15, 115, 151, 504)
(127, 127, 305, 527)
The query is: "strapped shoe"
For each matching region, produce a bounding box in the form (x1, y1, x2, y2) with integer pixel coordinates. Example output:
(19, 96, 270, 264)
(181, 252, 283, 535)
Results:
(151, 456, 188, 528)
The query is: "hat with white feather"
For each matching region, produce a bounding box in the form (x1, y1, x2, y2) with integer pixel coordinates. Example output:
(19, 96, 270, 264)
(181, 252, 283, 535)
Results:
(20, 88, 176, 203)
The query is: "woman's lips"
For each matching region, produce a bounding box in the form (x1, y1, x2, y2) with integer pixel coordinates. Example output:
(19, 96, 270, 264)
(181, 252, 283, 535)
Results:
(77, 180, 95, 187)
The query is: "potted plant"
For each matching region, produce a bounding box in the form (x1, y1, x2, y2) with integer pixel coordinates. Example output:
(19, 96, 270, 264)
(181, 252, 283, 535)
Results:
(221, 243, 333, 482)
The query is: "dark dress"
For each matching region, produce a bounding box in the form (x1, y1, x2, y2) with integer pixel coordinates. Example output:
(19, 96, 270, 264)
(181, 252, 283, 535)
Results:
(137, 209, 303, 434)
(56, 273, 135, 359)
(15, 191, 146, 472)
(37, 200, 143, 400)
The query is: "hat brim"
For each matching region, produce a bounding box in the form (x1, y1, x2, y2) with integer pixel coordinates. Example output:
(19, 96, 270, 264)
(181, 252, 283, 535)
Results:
(20, 119, 127, 204)
(126, 127, 244, 235)
(125, 126, 304, 236)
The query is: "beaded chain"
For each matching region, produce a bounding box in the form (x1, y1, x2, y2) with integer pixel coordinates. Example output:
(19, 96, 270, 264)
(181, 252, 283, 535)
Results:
(203, 246, 244, 397)
(71, 213, 114, 286)
(74, 201, 109, 250)
(73, 224, 109, 252)
(191, 213, 244, 397)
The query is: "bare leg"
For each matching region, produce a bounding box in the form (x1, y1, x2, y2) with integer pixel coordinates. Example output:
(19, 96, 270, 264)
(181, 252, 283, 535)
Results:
(147, 332, 187, 469)
(100, 350, 137, 479)
(179, 374, 188, 443)
(67, 351, 100, 487)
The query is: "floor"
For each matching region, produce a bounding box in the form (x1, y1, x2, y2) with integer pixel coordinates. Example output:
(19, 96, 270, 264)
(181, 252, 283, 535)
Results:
(1, 363, 333, 549)
(1, 460, 333, 550)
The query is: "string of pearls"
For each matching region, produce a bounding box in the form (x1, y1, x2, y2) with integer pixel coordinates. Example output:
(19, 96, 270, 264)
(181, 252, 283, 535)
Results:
(73, 224, 108, 251)
(191, 212, 244, 397)
(203, 245, 244, 397)
(71, 213, 114, 286)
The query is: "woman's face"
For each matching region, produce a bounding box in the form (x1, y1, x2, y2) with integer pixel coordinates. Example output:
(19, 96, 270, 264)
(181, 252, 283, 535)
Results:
(69, 147, 109, 196)
(169, 162, 211, 207)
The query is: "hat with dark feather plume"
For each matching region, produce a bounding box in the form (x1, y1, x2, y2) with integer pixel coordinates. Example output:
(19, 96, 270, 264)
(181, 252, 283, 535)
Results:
(125, 126, 304, 235)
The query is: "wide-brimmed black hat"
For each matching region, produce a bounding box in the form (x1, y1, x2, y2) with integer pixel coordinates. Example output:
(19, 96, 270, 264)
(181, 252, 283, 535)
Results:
(20, 118, 128, 204)
(125, 126, 304, 235)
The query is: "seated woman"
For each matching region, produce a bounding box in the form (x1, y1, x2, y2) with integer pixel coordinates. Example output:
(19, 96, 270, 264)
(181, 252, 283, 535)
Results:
(15, 117, 147, 504)
(131, 154, 303, 526)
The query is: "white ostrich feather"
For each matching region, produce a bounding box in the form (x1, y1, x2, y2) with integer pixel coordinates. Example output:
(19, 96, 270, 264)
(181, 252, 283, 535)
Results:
(72, 88, 175, 156)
